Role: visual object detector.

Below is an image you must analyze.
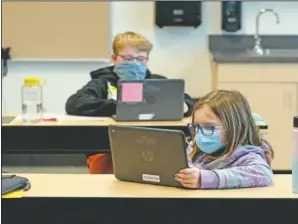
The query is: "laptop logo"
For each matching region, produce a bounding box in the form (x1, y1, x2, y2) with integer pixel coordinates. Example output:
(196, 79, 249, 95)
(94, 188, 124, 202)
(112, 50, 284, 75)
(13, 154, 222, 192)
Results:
(145, 95, 156, 104)
(142, 149, 154, 162)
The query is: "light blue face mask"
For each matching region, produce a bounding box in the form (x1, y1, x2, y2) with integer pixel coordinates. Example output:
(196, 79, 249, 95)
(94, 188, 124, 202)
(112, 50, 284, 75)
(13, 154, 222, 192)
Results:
(195, 130, 225, 154)
(113, 61, 147, 80)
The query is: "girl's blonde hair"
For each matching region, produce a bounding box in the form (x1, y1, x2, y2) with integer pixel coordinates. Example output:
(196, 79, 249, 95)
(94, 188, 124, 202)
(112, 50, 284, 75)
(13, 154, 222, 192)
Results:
(189, 90, 274, 166)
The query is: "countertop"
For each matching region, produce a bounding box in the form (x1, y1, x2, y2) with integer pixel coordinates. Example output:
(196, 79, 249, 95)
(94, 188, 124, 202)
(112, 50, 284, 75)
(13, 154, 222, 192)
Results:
(209, 35, 298, 63)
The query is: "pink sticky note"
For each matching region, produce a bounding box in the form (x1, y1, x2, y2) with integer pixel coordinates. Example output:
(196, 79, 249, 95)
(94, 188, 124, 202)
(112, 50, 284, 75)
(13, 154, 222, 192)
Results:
(121, 83, 143, 102)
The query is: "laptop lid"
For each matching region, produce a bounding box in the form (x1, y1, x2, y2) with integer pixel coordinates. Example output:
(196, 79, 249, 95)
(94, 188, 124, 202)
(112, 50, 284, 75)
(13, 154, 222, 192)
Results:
(115, 79, 185, 121)
(108, 125, 188, 188)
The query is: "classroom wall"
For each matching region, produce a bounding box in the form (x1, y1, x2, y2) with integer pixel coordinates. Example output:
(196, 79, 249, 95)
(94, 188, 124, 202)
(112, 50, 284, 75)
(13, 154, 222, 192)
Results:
(2, 1, 298, 114)
(210, 1, 298, 34)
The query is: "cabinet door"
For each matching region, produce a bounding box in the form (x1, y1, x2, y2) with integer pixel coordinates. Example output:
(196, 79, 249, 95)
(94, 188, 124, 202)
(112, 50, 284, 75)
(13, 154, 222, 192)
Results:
(219, 82, 297, 171)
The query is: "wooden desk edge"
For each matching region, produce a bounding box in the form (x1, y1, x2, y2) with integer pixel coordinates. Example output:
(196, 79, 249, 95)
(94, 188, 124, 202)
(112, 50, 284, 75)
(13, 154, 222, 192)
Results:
(6, 174, 297, 199)
(2, 115, 191, 126)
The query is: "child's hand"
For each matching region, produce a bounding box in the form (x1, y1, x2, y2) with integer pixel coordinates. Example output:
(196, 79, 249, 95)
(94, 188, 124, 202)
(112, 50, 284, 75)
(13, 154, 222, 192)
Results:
(175, 167, 201, 189)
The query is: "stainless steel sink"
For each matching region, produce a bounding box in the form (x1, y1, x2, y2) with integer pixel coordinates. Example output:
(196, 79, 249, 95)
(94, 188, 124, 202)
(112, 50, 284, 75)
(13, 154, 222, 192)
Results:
(246, 49, 298, 57)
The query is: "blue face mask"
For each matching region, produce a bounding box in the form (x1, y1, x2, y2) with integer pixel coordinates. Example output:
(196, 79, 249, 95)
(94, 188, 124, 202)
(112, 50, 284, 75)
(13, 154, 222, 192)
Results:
(113, 61, 147, 80)
(195, 130, 225, 154)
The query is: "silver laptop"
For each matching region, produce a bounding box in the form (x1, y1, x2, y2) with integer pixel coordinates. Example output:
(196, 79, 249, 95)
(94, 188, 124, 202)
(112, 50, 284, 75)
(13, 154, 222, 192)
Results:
(108, 125, 188, 188)
(114, 79, 185, 121)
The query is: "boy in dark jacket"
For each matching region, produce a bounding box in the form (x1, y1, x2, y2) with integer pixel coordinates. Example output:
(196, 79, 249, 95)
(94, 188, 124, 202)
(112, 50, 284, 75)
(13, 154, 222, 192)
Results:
(65, 31, 196, 173)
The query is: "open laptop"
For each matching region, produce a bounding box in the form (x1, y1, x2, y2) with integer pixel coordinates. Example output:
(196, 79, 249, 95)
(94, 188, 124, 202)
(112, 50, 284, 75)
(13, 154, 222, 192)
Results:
(114, 79, 185, 121)
(108, 125, 188, 188)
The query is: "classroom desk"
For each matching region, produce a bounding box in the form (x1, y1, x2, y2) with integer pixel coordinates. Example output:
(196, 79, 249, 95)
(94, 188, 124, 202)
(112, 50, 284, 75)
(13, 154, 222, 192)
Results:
(16, 174, 298, 198)
(2, 115, 268, 154)
(2, 174, 297, 223)
(2, 115, 191, 154)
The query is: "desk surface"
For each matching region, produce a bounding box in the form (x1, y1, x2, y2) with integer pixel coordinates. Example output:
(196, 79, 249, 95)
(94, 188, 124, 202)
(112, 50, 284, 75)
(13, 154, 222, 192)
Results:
(2, 115, 267, 127)
(2, 115, 191, 126)
(18, 174, 297, 198)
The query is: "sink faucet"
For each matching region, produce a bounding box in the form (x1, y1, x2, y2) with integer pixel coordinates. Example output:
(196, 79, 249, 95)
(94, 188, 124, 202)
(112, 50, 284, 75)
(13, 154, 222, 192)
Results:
(254, 9, 280, 55)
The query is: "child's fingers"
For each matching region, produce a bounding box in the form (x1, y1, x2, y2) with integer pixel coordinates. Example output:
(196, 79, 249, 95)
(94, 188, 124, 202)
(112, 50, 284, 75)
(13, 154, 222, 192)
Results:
(179, 168, 195, 174)
(181, 182, 197, 189)
(177, 178, 198, 188)
(176, 171, 195, 178)
(175, 176, 193, 185)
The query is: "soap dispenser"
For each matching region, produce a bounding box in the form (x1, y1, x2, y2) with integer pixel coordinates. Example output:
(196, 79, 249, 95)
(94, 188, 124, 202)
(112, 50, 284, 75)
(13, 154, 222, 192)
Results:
(221, 1, 242, 32)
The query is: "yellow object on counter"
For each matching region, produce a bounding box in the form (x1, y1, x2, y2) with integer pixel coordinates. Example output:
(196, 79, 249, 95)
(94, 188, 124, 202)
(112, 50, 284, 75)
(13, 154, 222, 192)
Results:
(2, 190, 24, 198)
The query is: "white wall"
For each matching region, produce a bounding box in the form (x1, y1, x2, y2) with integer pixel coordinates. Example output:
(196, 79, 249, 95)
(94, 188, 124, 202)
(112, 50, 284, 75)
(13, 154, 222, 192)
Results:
(241, 2, 298, 35)
(111, 2, 212, 101)
(2, 1, 298, 114)
(2, 61, 110, 114)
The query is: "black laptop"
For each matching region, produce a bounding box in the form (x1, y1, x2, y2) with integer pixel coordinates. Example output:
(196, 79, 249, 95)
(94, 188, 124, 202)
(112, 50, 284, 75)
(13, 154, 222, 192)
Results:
(108, 125, 188, 188)
(114, 79, 185, 121)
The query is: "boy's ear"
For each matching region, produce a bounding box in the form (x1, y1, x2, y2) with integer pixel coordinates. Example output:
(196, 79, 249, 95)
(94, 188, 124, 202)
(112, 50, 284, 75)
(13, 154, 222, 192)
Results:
(111, 54, 117, 64)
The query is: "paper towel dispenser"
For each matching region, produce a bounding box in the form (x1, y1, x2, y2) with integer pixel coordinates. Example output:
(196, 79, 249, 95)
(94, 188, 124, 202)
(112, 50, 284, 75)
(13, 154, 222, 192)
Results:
(221, 1, 242, 32)
(155, 1, 202, 28)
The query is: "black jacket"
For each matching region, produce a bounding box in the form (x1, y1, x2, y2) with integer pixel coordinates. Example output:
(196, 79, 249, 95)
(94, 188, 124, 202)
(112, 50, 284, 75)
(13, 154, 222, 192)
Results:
(65, 66, 195, 117)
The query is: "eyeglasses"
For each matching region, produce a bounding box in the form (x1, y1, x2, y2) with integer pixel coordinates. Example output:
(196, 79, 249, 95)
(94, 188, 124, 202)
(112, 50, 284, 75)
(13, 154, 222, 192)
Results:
(117, 54, 148, 63)
(187, 123, 223, 136)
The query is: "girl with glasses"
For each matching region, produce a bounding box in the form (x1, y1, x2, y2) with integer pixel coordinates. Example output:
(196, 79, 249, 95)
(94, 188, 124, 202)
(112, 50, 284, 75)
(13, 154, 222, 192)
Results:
(175, 90, 274, 189)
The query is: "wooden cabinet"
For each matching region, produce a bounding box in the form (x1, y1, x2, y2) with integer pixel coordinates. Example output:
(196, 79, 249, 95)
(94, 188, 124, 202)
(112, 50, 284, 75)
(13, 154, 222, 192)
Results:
(215, 64, 298, 171)
(2, 2, 111, 59)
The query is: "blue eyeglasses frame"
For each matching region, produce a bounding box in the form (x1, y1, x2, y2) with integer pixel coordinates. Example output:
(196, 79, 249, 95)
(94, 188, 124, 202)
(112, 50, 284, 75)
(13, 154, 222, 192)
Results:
(187, 123, 221, 137)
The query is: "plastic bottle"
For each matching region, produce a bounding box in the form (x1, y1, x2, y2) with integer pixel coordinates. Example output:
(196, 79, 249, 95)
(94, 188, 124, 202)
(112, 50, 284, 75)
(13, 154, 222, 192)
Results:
(21, 77, 43, 123)
(292, 116, 298, 194)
